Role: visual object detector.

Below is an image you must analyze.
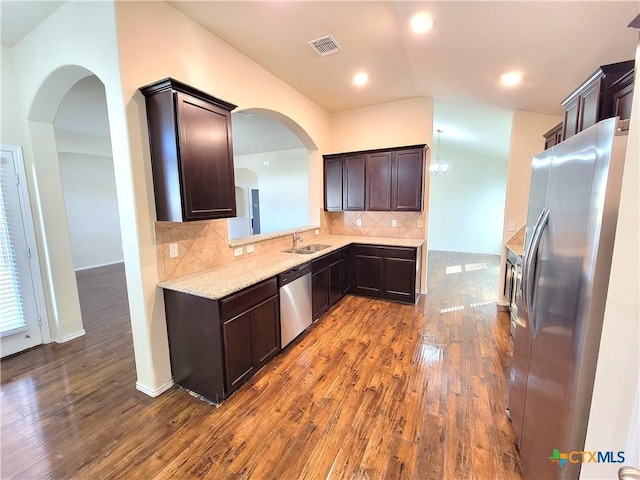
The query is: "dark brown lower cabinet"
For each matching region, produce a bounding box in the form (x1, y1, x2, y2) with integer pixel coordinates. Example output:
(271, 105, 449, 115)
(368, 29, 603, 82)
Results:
(311, 247, 351, 320)
(222, 310, 254, 392)
(223, 295, 279, 392)
(221, 280, 279, 394)
(164, 277, 279, 403)
(164, 289, 225, 403)
(252, 297, 280, 366)
(353, 254, 382, 295)
(312, 268, 329, 320)
(352, 244, 419, 304)
(383, 256, 416, 303)
(328, 261, 342, 306)
(341, 246, 352, 296)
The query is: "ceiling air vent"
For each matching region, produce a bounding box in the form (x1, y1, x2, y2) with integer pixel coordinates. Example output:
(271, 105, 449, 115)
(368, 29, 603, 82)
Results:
(308, 35, 343, 57)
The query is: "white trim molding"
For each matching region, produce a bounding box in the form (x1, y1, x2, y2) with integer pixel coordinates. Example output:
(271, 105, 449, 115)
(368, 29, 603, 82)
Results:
(136, 379, 174, 398)
(75, 260, 124, 272)
(54, 329, 86, 344)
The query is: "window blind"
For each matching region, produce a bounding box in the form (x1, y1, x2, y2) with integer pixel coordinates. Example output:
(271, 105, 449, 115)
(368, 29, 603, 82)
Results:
(0, 155, 26, 337)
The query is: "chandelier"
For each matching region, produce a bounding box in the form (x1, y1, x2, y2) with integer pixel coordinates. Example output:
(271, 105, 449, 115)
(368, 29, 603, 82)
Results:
(429, 129, 449, 176)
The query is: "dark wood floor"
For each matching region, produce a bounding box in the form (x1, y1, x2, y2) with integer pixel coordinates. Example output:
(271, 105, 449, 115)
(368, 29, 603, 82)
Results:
(1, 252, 522, 479)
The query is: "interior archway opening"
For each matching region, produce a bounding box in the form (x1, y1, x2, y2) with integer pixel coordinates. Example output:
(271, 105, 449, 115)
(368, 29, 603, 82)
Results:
(230, 108, 318, 241)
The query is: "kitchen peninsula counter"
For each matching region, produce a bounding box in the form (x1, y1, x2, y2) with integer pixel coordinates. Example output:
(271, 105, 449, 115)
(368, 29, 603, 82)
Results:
(159, 235, 424, 300)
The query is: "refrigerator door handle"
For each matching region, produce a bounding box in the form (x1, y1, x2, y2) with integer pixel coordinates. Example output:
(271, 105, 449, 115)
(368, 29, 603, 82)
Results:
(523, 207, 550, 336)
(521, 209, 544, 325)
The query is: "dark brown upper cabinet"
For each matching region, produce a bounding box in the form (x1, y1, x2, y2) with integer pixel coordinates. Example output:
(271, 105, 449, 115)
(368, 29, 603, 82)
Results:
(140, 78, 237, 222)
(611, 69, 635, 121)
(323, 153, 366, 211)
(323, 155, 343, 211)
(323, 145, 426, 213)
(366, 151, 393, 211)
(342, 154, 366, 211)
(543, 122, 564, 150)
(391, 148, 424, 211)
(561, 60, 634, 141)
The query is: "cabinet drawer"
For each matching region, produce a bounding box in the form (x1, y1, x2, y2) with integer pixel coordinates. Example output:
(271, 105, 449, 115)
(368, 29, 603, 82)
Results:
(353, 244, 415, 260)
(221, 277, 277, 321)
(311, 248, 343, 273)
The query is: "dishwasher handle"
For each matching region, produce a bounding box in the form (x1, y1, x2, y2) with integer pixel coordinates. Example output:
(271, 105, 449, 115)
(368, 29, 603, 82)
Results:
(278, 263, 312, 286)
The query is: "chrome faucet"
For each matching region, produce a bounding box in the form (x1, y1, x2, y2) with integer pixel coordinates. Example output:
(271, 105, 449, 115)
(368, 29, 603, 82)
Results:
(292, 230, 303, 250)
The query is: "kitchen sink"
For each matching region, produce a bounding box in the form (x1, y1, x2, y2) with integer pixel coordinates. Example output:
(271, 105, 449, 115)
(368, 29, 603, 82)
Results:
(282, 243, 332, 254)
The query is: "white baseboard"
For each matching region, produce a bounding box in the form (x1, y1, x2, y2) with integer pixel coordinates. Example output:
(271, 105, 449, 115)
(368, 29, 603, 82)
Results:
(75, 260, 124, 272)
(54, 329, 86, 343)
(136, 379, 174, 398)
(496, 300, 510, 307)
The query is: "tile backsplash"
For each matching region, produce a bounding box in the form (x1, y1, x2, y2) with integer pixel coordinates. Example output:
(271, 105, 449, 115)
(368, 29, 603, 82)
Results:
(156, 219, 234, 281)
(156, 208, 426, 281)
(327, 211, 425, 239)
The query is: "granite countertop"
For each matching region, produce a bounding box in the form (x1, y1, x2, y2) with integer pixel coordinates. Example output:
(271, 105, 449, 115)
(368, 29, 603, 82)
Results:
(159, 234, 424, 300)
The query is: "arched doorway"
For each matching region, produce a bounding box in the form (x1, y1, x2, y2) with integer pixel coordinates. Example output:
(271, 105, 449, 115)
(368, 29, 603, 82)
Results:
(25, 65, 129, 352)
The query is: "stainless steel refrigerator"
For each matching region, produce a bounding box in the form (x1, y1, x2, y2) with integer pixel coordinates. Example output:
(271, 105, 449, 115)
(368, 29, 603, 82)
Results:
(508, 117, 629, 479)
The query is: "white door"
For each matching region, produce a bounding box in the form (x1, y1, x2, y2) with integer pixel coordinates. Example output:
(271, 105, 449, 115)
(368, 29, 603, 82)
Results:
(1, 145, 46, 357)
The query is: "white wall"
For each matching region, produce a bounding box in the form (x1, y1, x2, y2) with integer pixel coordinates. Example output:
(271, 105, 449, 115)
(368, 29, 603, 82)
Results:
(234, 148, 309, 235)
(58, 152, 123, 270)
(428, 145, 508, 254)
(581, 33, 640, 479)
(1, 46, 26, 146)
(7, 1, 172, 393)
(330, 97, 433, 153)
(502, 111, 562, 239)
(497, 110, 563, 300)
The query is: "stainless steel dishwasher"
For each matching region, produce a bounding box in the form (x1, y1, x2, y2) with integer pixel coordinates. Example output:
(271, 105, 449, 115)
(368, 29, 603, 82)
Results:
(278, 263, 312, 348)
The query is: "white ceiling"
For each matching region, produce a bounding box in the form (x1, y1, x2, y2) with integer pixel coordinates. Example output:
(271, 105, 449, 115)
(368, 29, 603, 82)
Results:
(3, 1, 638, 159)
(0, 1, 64, 47)
(168, 1, 639, 115)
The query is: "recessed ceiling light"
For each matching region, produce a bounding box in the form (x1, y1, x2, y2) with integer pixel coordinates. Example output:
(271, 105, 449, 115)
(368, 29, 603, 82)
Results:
(411, 13, 434, 34)
(353, 72, 369, 87)
(501, 71, 523, 87)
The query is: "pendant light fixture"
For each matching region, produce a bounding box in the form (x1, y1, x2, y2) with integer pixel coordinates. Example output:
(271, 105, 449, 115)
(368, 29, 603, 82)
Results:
(430, 129, 449, 176)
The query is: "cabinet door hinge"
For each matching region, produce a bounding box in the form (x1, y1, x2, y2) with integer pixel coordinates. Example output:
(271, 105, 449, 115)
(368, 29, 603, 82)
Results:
(16, 173, 20, 185)
(37, 315, 42, 327)
(27, 247, 32, 259)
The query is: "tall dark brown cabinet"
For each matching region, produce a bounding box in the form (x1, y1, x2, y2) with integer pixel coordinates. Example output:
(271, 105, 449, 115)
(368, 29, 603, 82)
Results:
(140, 78, 237, 222)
